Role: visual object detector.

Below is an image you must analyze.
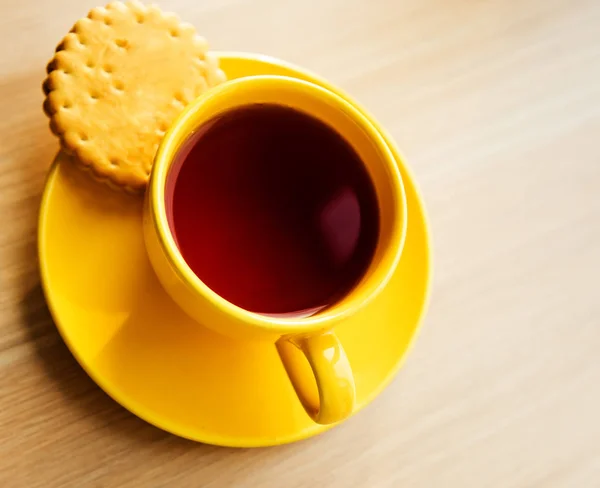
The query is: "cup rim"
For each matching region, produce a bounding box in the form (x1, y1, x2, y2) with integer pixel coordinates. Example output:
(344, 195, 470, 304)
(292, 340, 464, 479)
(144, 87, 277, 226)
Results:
(149, 75, 407, 333)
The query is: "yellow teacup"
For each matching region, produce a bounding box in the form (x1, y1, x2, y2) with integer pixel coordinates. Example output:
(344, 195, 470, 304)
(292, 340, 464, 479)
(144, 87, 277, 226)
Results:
(143, 75, 407, 425)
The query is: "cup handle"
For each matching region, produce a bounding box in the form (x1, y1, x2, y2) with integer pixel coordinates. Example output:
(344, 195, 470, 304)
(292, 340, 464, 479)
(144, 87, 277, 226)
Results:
(276, 331, 356, 424)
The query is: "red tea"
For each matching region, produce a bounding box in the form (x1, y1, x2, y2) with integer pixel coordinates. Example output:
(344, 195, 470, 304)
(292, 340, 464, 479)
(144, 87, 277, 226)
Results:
(166, 104, 379, 315)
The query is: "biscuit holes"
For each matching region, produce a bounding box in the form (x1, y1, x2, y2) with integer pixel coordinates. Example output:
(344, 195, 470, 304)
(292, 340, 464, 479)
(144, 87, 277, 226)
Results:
(169, 28, 180, 38)
(109, 158, 119, 167)
(80, 133, 89, 142)
(115, 38, 128, 49)
(135, 13, 144, 24)
(174, 92, 185, 105)
(158, 121, 169, 134)
(113, 80, 125, 92)
(102, 64, 113, 74)
(86, 59, 95, 69)
(62, 101, 73, 110)
(104, 17, 113, 26)
(89, 91, 100, 101)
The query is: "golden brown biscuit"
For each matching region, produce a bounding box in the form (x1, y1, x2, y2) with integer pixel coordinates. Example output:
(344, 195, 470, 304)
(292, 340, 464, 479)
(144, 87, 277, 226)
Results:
(43, 0, 226, 192)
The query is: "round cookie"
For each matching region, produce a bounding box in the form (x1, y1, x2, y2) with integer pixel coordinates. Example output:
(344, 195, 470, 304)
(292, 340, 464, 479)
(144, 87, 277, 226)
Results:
(43, 0, 226, 192)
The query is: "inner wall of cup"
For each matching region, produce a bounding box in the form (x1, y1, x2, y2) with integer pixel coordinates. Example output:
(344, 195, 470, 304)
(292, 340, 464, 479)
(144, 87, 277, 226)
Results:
(291, 102, 401, 316)
(164, 120, 218, 249)
(334, 152, 400, 314)
(162, 99, 397, 319)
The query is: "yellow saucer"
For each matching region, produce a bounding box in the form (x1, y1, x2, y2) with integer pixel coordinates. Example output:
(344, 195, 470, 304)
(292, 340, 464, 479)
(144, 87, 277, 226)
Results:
(38, 52, 432, 447)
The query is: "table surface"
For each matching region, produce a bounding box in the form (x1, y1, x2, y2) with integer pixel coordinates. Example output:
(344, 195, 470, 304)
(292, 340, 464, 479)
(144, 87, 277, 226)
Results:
(1, 0, 599, 486)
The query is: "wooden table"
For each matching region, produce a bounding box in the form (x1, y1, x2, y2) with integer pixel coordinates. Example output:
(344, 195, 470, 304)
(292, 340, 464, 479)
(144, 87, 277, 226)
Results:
(2, 0, 599, 486)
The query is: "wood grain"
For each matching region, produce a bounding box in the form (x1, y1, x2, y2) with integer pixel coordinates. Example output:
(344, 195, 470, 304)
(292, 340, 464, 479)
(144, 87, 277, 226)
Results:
(1, 0, 600, 486)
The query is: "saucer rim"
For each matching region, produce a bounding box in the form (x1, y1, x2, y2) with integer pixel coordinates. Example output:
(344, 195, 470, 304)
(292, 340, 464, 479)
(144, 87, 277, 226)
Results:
(38, 51, 433, 447)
